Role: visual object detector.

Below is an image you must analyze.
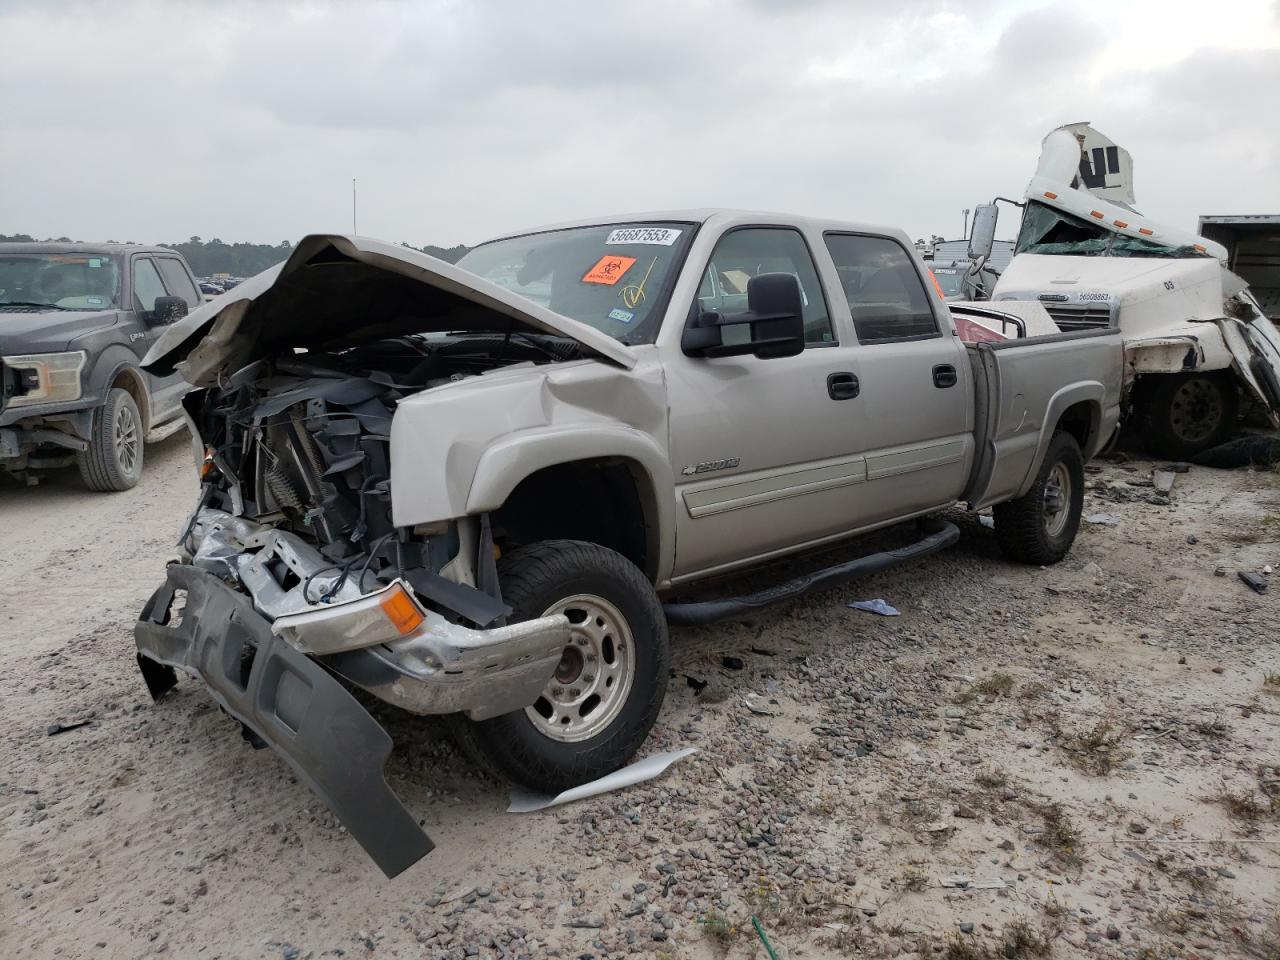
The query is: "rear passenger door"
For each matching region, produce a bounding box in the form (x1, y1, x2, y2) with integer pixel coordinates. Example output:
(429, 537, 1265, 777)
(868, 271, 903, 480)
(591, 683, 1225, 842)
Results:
(822, 233, 973, 522)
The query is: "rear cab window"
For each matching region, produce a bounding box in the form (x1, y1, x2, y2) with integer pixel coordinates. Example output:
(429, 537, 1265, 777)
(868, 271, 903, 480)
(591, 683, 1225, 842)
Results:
(824, 233, 940, 344)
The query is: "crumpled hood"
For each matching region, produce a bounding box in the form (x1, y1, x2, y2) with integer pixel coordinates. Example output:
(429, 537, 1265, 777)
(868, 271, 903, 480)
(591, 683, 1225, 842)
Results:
(142, 234, 635, 385)
(0, 308, 120, 354)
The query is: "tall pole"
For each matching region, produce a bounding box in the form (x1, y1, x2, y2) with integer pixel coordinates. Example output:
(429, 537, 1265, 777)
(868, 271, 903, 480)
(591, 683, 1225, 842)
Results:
(352, 178, 358, 235)
(962, 208, 970, 239)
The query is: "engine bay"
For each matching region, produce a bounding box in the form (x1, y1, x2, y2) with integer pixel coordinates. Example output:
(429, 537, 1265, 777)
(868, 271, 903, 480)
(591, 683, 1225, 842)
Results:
(188, 332, 579, 625)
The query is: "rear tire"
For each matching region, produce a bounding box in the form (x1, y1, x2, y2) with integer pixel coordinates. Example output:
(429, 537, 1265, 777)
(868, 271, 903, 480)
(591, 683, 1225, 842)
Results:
(1137, 372, 1237, 459)
(446, 540, 669, 794)
(992, 431, 1084, 565)
(77, 387, 144, 491)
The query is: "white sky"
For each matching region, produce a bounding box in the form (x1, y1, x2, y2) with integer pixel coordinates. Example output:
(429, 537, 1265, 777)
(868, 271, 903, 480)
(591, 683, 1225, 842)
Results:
(1, 0, 1277, 247)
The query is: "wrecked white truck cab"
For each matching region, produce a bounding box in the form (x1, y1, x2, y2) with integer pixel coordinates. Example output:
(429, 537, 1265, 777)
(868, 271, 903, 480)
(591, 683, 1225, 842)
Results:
(135, 214, 1122, 876)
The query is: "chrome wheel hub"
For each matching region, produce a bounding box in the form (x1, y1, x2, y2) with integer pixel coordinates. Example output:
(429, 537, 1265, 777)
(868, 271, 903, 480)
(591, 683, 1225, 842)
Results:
(115, 404, 139, 474)
(1043, 462, 1071, 538)
(525, 594, 635, 743)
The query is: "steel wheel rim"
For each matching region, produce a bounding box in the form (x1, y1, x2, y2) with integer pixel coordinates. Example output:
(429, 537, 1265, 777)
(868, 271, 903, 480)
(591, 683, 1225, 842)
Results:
(1169, 379, 1222, 443)
(114, 404, 139, 474)
(525, 594, 635, 743)
(1043, 461, 1071, 539)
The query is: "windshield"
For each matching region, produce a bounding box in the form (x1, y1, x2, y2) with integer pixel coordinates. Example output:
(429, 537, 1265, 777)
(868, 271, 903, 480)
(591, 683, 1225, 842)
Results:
(0, 253, 122, 309)
(1015, 201, 1209, 259)
(931, 269, 966, 296)
(456, 222, 696, 344)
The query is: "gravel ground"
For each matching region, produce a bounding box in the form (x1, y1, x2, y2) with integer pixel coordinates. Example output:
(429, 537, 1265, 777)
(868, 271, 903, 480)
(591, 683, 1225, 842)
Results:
(2, 435, 1278, 960)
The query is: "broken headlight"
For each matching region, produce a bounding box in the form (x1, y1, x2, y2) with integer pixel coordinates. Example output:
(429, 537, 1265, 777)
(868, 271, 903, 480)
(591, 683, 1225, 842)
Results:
(2, 351, 86, 407)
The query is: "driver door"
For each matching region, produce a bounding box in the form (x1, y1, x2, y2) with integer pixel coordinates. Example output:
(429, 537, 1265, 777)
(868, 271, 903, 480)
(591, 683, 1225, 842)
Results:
(664, 226, 868, 580)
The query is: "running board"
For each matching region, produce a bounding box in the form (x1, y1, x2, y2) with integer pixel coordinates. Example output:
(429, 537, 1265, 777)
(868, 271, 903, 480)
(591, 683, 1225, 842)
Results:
(662, 519, 960, 625)
(145, 417, 188, 444)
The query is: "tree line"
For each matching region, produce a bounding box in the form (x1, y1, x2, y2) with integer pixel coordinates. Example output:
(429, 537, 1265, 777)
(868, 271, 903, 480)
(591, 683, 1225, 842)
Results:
(1, 234, 470, 277)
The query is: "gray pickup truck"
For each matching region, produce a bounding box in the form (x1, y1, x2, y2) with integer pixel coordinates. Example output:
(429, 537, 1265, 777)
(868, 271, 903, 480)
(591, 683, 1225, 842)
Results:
(134, 212, 1122, 876)
(0, 243, 200, 489)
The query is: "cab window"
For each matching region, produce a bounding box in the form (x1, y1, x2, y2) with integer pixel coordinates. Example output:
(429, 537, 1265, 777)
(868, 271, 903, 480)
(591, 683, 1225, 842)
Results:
(824, 233, 939, 344)
(132, 257, 167, 313)
(155, 258, 200, 309)
(698, 227, 833, 345)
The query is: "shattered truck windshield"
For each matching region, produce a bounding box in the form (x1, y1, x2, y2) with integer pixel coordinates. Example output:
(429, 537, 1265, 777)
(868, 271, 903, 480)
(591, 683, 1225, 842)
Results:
(0, 253, 121, 310)
(456, 222, 696, 344)
(1015, 201, 1210, 260)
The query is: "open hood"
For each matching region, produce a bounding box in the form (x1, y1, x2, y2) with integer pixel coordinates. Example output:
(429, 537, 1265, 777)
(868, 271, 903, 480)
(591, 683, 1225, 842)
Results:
(143, 234, 636, 385)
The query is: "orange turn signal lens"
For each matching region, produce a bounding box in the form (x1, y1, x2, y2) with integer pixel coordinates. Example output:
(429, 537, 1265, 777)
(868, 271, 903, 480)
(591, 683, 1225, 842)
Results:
(1043, 191, 1058, 200)
(379, 584, 424, 635)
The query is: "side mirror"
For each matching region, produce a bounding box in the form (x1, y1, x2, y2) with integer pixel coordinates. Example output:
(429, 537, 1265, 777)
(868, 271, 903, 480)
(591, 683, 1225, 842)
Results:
(149, 295, 188, 325)
(968, 203, 999, 261)
(682, 273, 805, 359)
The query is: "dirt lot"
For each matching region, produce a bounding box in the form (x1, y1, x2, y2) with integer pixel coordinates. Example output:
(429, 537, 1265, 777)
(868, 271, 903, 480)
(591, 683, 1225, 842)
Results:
(2, 435, 1278, 960)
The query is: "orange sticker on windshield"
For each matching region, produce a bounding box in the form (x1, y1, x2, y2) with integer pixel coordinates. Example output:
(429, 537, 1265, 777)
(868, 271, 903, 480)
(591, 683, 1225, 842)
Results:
(582, 255, 636, 285)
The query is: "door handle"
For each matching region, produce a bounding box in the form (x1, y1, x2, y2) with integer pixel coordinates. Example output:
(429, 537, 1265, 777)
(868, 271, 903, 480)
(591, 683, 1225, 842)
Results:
(827, 372, 860, 401)
(933, 364, 957, 388)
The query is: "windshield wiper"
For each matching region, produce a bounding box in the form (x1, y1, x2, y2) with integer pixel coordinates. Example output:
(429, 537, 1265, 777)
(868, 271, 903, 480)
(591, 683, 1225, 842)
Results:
(0, 300, 66, 310)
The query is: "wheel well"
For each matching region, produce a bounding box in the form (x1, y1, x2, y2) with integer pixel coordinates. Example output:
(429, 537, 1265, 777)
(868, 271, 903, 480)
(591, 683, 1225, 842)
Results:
(491, 458, 657, 581)
(1056, 400, 1098, 454)
(110, 367, 150, 431)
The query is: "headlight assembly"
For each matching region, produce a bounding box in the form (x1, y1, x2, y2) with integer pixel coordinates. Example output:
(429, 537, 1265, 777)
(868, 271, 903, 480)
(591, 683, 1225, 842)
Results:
(2, 351, 87, 407)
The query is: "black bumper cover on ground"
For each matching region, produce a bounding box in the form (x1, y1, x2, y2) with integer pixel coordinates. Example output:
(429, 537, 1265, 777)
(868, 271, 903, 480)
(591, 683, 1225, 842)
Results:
(134, 563, 434, 878)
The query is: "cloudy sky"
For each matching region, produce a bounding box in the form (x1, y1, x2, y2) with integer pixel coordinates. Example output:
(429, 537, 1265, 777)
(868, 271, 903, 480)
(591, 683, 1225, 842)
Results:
(2, 0, 1277, 248)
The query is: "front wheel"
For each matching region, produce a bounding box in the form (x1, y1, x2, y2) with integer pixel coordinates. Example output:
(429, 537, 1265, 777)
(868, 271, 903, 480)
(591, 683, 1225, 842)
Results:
(446, 540, 670, 794)
(992, 431, 1084, 565)
(1137, 372, 1237, 459)
(77, 387, 144, 491)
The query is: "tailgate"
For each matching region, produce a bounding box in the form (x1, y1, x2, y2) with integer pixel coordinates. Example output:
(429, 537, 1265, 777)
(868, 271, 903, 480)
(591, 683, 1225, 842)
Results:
(963, 328, 1123, 509)
(135, 563, 434, 878)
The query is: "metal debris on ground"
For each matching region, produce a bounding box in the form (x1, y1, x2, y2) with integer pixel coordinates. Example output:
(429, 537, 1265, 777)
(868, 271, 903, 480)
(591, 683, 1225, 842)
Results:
(1239, 571, 1268, 594)
(849, 599, 900, 616)
(507, 748, 697, 813)
(46, 718, 93, 736)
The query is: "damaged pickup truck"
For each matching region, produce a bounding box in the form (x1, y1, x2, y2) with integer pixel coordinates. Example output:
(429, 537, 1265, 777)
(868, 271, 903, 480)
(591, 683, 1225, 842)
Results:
(134, 213, 1123, 876)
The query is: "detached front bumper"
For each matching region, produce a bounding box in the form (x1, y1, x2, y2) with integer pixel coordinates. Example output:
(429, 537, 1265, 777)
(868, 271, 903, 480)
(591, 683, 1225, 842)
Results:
(136, 509, 572, 875)
(135, 563, 433, 878)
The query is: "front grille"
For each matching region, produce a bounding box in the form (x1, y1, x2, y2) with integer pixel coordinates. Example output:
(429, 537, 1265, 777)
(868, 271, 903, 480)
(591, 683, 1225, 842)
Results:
(1044, 305, 1113, 331)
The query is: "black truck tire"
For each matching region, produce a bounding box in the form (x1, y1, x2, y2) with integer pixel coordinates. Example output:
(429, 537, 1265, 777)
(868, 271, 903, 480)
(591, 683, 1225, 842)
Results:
(77, 387, 144, 491)
(447, 540, 670, 794)
(1136, 372, 1237, 459)
(992, 431, 1084, 566)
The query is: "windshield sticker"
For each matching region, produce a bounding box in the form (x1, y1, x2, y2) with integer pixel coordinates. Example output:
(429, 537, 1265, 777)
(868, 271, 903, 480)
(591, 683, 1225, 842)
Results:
(608, 308, 634, 324)
(88, 259, 102, 268)
(606, 227, 682, 246)
(583, 255, 636, 285)
(620, 256, 658, 309)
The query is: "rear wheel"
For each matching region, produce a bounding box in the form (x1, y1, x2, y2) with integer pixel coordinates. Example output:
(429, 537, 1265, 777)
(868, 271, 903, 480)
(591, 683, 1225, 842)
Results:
(447, 540, 669, 794)
(992, 431, 1084, 565)
(77, 387, 144, 491)
(1138, 372, 1237, 459)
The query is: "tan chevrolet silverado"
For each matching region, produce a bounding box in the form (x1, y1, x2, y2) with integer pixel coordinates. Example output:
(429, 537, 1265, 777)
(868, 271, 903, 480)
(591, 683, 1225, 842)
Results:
(134, 211, 1123, 875)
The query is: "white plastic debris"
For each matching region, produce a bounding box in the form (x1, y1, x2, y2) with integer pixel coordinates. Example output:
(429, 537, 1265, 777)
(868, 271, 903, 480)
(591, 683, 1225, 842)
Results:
(978, 514, 995, 529)
(1084, 513, 1121, 526)
(507, 748, 697, 813)
(849, 599, 900, 616)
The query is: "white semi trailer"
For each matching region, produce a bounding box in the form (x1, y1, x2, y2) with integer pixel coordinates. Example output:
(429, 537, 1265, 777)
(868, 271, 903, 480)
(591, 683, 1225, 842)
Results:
(977, 124, 1280, 458)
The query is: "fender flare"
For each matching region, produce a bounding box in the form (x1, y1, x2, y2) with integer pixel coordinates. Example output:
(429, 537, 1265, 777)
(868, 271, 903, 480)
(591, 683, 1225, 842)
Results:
(465, 424, 676, 583)
(84, 347, 152, 430)
(1016, 382, 1105, 498)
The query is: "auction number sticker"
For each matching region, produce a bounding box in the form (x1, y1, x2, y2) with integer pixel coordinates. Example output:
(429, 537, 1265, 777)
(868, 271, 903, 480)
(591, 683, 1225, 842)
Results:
(605, 227, 682, 246)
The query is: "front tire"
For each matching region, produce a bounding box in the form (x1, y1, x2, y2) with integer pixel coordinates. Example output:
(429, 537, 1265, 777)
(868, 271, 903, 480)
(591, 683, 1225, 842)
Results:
(447, 540, 670, 794)
(992, 431, 1084, 565)
(1137, 372, 1237, 459)
(77, 387, 144, 491)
